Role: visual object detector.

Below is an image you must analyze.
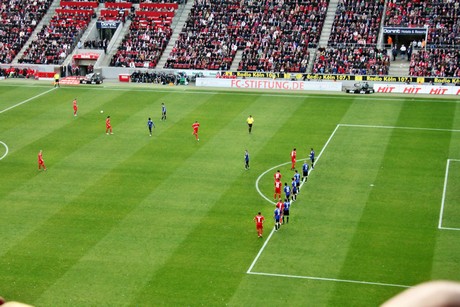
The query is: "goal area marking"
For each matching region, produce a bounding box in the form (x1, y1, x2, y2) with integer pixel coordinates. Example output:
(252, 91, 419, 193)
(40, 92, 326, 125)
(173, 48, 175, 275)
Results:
(439, 159, 460, 231)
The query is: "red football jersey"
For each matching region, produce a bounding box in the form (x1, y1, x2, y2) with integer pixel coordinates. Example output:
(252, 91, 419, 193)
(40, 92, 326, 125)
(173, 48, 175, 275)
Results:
(254, 215, 265, 225)
(276, 201, 284, 211)
(275, 180, 282, 191)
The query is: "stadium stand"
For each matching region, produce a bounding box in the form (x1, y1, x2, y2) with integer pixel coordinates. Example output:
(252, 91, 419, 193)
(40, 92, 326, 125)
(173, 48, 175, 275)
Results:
(164, 0, 328, 72)
(328, 0, 384, 46)
(109, 2, 177, 68)
(2, 0, 460, 78)
(409, 49, 460, 77)
(0, 0, 54, 64)
(310, 0, 388, 75)
(237, 0, 328, 72)
(312, 46, 390, 75)
(384, 0, 460, 76)
(18, 1, 97, 65)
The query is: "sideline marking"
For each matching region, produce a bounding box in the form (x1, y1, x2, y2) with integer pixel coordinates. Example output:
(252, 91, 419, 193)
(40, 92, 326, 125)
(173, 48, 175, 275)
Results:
(0, 88, 55, 114)
(249, 123, 460, 287)
(247, 271, 410, 288)
(439, 159, 460, 231)
(341, 123, 460, 133)
(0, 141, 8, 160)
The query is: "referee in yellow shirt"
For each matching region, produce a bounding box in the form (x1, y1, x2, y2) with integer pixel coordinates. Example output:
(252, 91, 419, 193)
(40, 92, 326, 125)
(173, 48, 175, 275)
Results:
(246, 115, 254, 133)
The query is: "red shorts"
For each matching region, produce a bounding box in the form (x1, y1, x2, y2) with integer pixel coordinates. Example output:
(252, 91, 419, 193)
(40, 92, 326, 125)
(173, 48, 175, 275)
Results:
(275, 188, 281, 194)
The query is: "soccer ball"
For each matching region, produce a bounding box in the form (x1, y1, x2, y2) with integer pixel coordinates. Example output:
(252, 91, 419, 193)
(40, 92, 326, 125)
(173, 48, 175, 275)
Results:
(100, 110, 104, 113)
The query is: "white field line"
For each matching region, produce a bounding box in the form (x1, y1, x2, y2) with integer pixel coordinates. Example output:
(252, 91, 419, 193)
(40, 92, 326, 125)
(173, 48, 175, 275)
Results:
(0, 88, 55, 114)
(439, 227, 460, 231)
(247, 271, 411, 288)
(340, 123, 460, 133)
(249, 124, 460, 286)
(246, 226, 276, 273)
(439, 159, 452, 229)
(0, 141, 8, 160)
(439, 159, 460, 230)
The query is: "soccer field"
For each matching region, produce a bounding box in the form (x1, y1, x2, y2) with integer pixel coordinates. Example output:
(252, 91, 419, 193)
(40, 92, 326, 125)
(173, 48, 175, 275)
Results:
(1, 80, 460, 306)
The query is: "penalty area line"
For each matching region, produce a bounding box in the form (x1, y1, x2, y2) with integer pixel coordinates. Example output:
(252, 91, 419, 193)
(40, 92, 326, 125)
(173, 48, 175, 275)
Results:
(249, 124, 341, 274)
(247, 271, 411, 289)
(0, 87, 56, 114)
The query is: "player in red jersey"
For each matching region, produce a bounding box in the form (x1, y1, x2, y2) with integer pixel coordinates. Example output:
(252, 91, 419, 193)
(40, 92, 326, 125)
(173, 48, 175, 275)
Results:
(253, 212, 265, 238)
(274, 179, 282, 200)
(291, 147, 297, 170)
(274, 169, 282, 182)
(276, 199, 284, 224)
(192, 120, 200, 141)
(106, 116, 113, 135)
(73, 98, 78, 116)
(38, 150, 46, 171)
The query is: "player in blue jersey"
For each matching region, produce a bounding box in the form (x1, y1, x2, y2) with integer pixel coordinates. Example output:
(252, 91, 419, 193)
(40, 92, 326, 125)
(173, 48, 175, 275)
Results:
(274, 207, 281, 231)
(147, 117, 155, 136)
(283, 182, 291, 200)
(291, 177, 298, 201)
(294, 169, 301, 190)
(310, 148, 315, 169)
(283, 198, 291, 224)
(302, 161, 309, 182)
(161, 103, 167, 121)
(244, 149, 249, 170)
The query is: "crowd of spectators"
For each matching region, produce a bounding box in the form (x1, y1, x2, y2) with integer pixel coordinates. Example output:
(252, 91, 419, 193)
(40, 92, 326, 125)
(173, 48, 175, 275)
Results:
(328, 0, 384, 46)
(384, 0, 460, 77)
(82, 38, 109, 52)
(385, 0, 460, 47)
(19, 13, 91, 64)
(310, 0, 387, 75)
(163, 0, 237, 71)
(237, 0, 327, 72)
(409, 49, 460, 77)
(110, 3, 175, 68)
(312, 46, 390, 75)
(0, 0, 53, 64)
(18, 1, 96, 65)
(165, 0, 328, 72)
(130, 70, 181, 83)
(4, 0, 460, 80)
(0, 66, 36, 78)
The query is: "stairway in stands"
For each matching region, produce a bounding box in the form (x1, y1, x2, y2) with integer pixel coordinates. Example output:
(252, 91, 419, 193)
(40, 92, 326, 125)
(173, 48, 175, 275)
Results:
(307, 0, 340, 73)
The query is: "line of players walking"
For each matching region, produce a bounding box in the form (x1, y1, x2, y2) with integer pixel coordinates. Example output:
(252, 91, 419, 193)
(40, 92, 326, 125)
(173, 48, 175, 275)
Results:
(254, 148, 315, 238)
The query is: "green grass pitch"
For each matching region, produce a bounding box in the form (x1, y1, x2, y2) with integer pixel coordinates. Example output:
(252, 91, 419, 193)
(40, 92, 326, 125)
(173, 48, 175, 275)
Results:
(1, 80, 460, 306)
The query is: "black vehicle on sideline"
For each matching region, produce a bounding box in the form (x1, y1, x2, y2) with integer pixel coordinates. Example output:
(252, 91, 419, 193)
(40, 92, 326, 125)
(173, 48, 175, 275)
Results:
(80, 73, 103, 84)
(345, 82, 375, 94)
